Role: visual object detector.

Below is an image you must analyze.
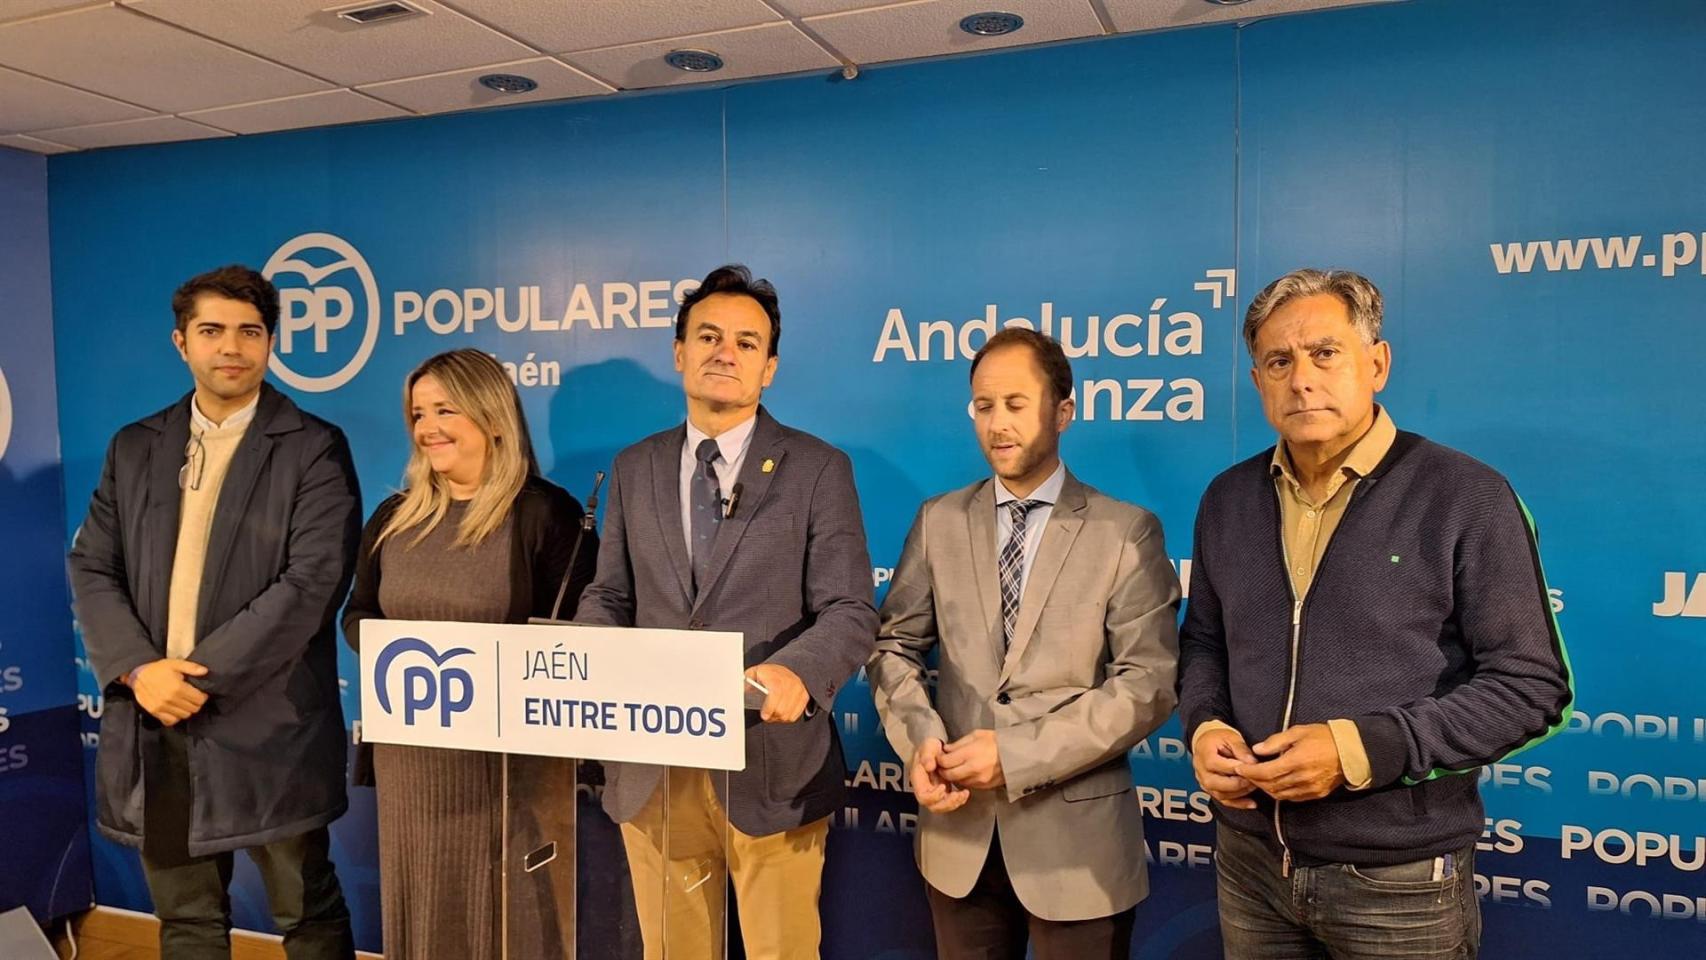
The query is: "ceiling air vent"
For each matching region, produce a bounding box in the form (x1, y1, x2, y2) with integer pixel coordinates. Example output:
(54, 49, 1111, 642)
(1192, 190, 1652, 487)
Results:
(959, 12, 1025, 36)
(665, 49, 725, 73)
(334, 1, 426, 26)
(479, 73, 538, 94)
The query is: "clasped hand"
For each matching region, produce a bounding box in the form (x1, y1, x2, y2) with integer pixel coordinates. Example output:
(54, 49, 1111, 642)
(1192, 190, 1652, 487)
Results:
(130, 659, 209, 726)
(1191, 723, 1345, 806)
(909, 730, 1005, 813)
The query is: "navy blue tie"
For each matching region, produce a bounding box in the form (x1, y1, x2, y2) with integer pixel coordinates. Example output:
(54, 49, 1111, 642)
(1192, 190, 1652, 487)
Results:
(690, 438, 723, 593)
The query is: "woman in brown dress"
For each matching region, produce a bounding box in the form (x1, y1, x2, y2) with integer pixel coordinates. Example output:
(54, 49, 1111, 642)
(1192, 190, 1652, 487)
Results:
(342, 348, 596, 959)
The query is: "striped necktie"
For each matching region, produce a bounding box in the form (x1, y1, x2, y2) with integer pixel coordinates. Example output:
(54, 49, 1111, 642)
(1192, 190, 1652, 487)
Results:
(999, 499, 1041, 647)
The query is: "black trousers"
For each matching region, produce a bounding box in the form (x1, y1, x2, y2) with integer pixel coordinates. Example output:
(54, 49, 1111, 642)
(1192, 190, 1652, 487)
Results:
(926, 830, 1136, 960)
(139, 727, 355, 960)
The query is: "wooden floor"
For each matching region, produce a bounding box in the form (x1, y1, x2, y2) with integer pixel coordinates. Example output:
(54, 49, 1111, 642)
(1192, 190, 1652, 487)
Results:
(46, 907, 381, 960)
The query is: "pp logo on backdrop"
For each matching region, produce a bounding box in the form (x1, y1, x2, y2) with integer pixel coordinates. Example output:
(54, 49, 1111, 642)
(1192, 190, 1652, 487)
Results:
(373, 636, 476, 727)
(0, 362, 12, 462)
(263, 232, 381, 392)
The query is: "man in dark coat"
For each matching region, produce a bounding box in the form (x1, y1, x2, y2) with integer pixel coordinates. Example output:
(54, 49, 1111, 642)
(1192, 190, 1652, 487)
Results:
(69, 264, 361, 960)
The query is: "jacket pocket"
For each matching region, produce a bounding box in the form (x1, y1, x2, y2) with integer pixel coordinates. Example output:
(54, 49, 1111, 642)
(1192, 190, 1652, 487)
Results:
(96, 700, 144, 836)
(1062, 761, 1132, 802)
(761, 712, 834, 804)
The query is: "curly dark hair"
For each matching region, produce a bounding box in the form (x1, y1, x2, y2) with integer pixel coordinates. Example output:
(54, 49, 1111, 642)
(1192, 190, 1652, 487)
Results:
(171, 264, 280, 335)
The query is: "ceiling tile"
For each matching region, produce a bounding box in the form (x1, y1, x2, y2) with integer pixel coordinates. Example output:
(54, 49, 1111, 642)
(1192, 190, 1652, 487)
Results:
(0, 132, 77, 154)
(769, 0, 901, 16)
(33, 114, 230, 150)
(804, 0, 1104, 65)
(129, 0, 539, 86)
(0, 1, 109, 27)
(565, 22, 840, 91)
(0, 64, 152, 134)
(441, 0, 779, 54)
(1101, 0, 1404, 34)
(182, 89, 410, 135)
(359, 57, 610, 114)
(0, 5, 328, 113)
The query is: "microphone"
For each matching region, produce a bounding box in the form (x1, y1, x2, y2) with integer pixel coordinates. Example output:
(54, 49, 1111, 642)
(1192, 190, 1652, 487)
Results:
(545, 470, 605, 622)
(724, 481, 744, 520)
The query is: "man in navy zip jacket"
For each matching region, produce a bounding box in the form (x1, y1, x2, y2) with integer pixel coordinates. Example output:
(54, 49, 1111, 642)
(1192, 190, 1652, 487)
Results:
(1177, 268, 1572, 959)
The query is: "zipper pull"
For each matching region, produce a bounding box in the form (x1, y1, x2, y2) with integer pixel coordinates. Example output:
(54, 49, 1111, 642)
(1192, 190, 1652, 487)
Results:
(1292, 600, 1303, 626)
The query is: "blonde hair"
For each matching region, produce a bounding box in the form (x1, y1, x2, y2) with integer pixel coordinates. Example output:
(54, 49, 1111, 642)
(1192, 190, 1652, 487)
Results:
(376, 349, 539, 550)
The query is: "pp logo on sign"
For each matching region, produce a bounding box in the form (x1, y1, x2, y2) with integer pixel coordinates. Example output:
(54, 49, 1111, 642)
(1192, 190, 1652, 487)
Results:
(0, 362, 12, 462)
(263, 232, 381, 392)
(373, 636, 476, 727)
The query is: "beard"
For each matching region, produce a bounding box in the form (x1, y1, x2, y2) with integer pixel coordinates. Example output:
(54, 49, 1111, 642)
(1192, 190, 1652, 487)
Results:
(986, 437, 1055, 482)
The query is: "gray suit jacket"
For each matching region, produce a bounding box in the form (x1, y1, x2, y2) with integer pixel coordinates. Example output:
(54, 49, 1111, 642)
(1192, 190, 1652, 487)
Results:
(575, 406, 877, 836)
(868, 471, 1180, 921)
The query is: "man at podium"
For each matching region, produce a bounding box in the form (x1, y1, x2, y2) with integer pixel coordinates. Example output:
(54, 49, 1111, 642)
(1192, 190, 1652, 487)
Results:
(575, 264, 878, 960)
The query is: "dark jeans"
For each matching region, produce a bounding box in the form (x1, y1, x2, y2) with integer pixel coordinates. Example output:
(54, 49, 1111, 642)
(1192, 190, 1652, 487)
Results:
(1215, 821, 1480, 960)
(140, 727, 354, 960)
(925, 830, 1136, 960)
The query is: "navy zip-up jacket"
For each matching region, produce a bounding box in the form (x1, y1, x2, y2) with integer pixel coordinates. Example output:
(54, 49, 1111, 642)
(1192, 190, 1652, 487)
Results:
(1178, 430, 1573, 866)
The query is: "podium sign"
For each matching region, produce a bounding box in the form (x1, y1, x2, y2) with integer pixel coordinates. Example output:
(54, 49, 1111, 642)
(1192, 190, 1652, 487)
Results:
(358, 619, 746, 771)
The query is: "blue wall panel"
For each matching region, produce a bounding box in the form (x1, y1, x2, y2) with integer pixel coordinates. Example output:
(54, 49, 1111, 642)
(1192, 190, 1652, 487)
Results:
(0, 145, 92, 923)
(38, 0, 1706, 953)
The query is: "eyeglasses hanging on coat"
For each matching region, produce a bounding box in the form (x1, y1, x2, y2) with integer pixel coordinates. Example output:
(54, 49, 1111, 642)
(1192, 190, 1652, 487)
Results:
(179, 431, 205, 491)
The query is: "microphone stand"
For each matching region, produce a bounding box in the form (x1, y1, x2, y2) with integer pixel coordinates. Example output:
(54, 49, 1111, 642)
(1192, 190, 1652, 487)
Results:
(545, 470, 604, 622)
(510, 470, 604, 935)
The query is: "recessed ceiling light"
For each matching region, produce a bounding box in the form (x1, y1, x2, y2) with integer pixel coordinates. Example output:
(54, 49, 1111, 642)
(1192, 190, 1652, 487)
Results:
(478, 73, 538, 94)
(959, 12, 1025, 36)
(1204, 0, 1257, 5)
(665, 49, 725, 73)
(334, 1, 425, 26)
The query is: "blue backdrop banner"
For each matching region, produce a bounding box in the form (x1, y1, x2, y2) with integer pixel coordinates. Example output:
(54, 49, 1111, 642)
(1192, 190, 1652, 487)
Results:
(0, 147, 92, 924)
(40, 0, 1706, 955)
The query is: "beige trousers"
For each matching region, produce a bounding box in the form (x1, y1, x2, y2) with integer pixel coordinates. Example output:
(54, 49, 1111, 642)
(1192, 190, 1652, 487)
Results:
(619, 767, 830, 960)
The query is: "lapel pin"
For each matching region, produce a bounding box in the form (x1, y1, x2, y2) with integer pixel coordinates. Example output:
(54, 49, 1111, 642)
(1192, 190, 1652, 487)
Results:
(761, 458, 775, 474)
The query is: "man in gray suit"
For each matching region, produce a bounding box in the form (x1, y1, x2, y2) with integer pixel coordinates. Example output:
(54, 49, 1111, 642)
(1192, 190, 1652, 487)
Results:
(868, 329, 1180, 960)
(575, 264, 877, 960)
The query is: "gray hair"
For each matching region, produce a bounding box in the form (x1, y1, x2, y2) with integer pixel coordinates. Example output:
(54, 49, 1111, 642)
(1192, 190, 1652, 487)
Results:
(1243, 268, 1383, 356)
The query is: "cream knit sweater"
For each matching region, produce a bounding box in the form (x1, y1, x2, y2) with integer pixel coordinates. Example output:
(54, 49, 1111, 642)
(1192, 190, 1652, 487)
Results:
(165, 398, 254, 660)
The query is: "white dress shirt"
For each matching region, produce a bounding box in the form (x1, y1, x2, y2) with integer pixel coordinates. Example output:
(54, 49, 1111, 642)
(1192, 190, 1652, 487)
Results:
(190, 391, 259, 434)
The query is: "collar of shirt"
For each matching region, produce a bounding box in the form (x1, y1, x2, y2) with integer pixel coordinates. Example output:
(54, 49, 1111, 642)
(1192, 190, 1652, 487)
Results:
(1270, 404, 1398, 498)
(684, 412, 758, 470)
(190, 392, 260, 435)
(993, 460, 1067, 507)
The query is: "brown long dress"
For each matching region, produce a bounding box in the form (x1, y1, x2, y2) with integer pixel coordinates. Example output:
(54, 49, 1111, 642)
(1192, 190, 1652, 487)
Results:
(373, 500, 512, 960)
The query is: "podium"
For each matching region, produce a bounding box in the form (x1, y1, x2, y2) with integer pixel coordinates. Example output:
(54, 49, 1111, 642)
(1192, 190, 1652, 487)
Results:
(360, 619, 747, 959)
